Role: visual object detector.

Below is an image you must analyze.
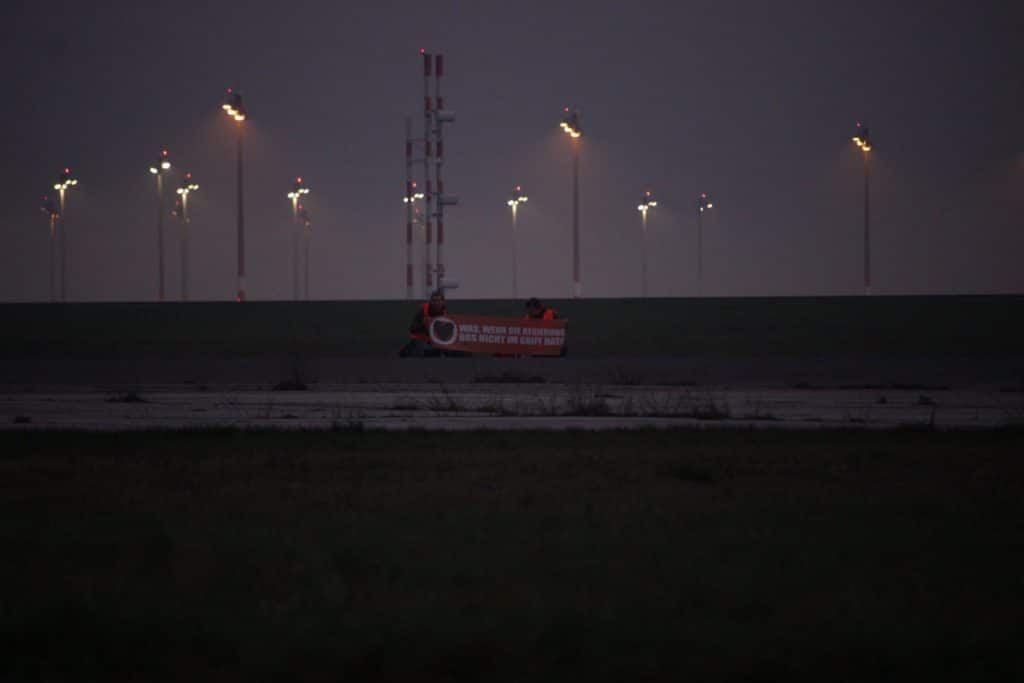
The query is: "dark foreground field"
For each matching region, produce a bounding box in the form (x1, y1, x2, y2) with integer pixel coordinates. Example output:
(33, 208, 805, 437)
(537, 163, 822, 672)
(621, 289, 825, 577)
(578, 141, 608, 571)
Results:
(3, 429, 1023, 680)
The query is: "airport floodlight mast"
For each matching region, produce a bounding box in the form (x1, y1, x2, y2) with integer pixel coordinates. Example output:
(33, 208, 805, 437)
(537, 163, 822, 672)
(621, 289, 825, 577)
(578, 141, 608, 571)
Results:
(696, 192, 713, 294)
(421, 51, 434, 296)
(414, 50, 460, 296)
(560, 107, 583, 297)
(148, 149, 172, 302)
(507, 185, 529, 299)
(852, 122, 873, 295)
(637, 190, 657, 298)
(287, 176, 310, 301)
(176, 173, 199, 301)
(402, 176, 425, 300)
(298, 204, 312, 300)
(53, 167, 78, 302)
(39, 195, 59, 302)
(430, 51, 459, 290)
(222, 87, 247, 302)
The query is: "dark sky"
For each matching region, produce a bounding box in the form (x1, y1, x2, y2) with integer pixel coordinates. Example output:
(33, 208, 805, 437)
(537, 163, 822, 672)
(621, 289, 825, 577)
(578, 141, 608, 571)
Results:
(1, 0, 1020, 302)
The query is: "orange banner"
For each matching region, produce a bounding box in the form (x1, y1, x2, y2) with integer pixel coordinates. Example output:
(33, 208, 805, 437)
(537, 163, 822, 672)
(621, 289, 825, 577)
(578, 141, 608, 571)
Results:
(428, 314, 567, 356)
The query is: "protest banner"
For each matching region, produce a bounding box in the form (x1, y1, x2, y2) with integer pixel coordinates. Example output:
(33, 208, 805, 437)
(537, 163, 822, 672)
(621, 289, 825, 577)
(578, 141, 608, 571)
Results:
(428, 314, 567, 356)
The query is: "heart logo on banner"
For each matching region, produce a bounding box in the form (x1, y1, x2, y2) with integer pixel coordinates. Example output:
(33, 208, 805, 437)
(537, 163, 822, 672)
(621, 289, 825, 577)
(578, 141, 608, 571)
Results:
(430, 318, 458, 345)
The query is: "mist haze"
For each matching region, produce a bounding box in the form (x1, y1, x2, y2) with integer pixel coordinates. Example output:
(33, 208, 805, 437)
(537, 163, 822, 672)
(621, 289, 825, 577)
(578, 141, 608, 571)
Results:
(1, 0, 1020, 302)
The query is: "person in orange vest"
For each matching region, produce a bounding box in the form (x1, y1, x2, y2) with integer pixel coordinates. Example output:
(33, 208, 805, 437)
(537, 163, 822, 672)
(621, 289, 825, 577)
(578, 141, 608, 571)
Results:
(524, 297, 558, 320)
(400, 290, 447, 357)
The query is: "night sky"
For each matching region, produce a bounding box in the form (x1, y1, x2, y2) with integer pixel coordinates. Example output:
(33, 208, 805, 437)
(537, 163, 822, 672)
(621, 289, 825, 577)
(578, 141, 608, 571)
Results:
(1, 0, 1020, 302)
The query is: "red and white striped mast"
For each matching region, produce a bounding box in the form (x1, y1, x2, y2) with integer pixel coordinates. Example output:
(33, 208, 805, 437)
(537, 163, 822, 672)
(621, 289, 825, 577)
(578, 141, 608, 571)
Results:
(422, 49, 434, 296)
(434, 53, 445, 285)
(432, 52, 458, 289)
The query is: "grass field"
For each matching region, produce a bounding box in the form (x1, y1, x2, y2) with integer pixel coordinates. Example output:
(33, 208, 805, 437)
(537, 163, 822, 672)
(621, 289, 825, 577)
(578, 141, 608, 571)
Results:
(3, 428, 1023, 680)
(3, 295, 1023, 358)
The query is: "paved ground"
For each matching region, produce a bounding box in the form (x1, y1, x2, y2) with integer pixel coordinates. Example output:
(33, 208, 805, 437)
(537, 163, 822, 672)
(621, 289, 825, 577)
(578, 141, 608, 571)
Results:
(3, 352, 1022, 390)
(4, 382, 1021, 431)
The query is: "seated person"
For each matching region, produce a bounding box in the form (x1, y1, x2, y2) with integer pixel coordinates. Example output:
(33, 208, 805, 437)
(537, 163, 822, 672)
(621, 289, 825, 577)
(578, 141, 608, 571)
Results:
(400, 290, 447, 357)
(524, 297, 558, 320)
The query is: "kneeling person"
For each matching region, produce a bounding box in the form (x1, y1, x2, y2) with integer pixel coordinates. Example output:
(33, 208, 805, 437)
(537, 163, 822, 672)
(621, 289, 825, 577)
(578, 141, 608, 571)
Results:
(400, 290, 447, 357)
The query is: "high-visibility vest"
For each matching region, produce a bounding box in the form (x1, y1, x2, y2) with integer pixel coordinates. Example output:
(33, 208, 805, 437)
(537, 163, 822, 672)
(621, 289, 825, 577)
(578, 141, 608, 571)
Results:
(411, 302, 446, 341)
(410, 303, 430, 341)
(525, 307, 557, 321)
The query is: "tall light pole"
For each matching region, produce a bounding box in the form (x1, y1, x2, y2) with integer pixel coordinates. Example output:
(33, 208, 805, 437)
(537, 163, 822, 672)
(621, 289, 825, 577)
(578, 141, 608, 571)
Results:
(222, 87, 247, 302)
(39, 195, 59, 302)
(560, 107, 583, 298)
(507, 185, 528, 299)
(696, 192, 713, 295)
(148, 149, 172, 302)
(53, 167, 78, 303)
(637, 190, 657, 298)
(852, 122, 873, 295)
(287, 176, 310, 301)
(298, 204, 312, 300)
(176, 173, 198, 301)
(402, 180, 425, 298)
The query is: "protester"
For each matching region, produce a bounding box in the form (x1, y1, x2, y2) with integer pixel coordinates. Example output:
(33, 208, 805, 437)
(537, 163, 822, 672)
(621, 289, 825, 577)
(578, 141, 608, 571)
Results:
(399, 290, 447, 357)
(524, 297, 558, 320)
